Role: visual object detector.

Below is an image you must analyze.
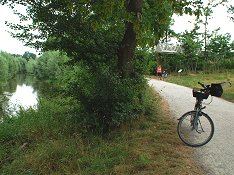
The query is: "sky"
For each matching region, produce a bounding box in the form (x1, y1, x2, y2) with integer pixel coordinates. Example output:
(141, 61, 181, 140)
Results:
(171, 1, 234, 39)
(0, 5, 39, 55)
(0, 2, 234, 56)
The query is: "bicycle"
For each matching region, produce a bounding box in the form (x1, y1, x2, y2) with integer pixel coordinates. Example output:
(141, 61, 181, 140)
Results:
(177, 81, 231, 147)
(162, 70, 168, 79)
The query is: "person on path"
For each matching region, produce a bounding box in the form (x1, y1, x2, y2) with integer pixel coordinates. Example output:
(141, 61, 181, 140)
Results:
(156, 65, 162, 80)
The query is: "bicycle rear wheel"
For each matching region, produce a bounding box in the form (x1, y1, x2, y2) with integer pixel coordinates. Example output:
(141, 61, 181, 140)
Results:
(177, 111, 214, 147)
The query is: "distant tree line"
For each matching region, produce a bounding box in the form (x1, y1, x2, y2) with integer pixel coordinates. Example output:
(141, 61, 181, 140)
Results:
(155, 32, 234, 74)
(26, 50, 69, 79)
(0, 52, 27, 82)
(0, 50, 69, 83)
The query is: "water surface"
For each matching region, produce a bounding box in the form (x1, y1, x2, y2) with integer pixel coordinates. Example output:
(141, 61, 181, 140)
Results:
(0, 75, 39, 116)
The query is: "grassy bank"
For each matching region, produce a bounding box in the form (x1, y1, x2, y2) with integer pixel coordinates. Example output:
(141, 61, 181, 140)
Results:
(0, 89, 204, 174)
(165, 70, 234, 103)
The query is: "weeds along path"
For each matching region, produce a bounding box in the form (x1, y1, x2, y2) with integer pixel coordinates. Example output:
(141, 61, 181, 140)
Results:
(147, 78, 234, 175)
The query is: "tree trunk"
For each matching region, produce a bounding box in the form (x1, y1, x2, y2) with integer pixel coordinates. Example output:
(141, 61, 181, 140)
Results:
(117, 0, 143, 77)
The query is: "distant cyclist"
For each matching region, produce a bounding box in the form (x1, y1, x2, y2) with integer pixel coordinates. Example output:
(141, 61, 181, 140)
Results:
(156, 65, 162, 80)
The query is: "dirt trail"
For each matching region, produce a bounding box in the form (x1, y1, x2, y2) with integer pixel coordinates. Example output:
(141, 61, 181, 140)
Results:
(148, 78, 234, 175)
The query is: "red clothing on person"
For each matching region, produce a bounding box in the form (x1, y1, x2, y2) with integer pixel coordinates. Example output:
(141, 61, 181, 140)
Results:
(157, 65, 162, 73)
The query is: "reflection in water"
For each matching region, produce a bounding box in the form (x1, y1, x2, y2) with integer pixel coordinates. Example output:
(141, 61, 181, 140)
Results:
(6, 84, 38, 115)
(0, 75, 39, 116)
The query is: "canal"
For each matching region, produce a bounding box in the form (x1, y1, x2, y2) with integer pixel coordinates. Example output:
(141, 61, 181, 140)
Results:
(0, 75, 41, 116)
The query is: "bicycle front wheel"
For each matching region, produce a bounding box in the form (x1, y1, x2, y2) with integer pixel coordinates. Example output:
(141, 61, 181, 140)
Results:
(177, 111, 214, 147)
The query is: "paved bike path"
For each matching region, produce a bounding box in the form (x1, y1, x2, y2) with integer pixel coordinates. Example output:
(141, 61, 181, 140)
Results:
(147, 78, 234, 175)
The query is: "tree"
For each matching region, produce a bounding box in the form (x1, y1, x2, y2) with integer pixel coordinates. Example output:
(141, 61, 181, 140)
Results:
(179, 30, 203, 72)
(199, 0, 228, 58)
(26, 58, 37, 74)
(206, 33, 233, 59)
(1, 0, 204, 76)
(34, 50, 69, 80)
(1, 0, 206, 131)
(228, 4, 234, 22)
(22, 51, 37, 61)
(117, 0, 143, 77)
(0, 53, 9, 81)
(0, 52, 26, 80)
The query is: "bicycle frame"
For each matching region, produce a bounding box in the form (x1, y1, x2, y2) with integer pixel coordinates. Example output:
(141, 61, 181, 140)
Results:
(193, 98, 206, 132)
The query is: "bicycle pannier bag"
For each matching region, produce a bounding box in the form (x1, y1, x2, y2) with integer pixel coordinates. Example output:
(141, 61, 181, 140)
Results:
(193, 88, 209, 99)
(210, 84, 223, 97)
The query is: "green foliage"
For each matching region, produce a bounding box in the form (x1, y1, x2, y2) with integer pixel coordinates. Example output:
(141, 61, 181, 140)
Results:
(155, 29, 204, 73)
(34, 50, 69, 80)
(220, 59, 234, 69)
(1, 0, 203, 64)
(0, 95, 135, 174)
(2, 0, 226, 134)
(18, 57, 27, 73)
(134, 154, 151, 168)
(60, 62, 147, 133)
(141, 0, 174, 46)
(228, 4, 234, 21)
(177, 31, 203, 72)
(202, 33, 234, 72)
(0, 52, 27, 81)
(1, 52, 18, 78)
(22, 51, 37, 61)
(159, 53, 184, 73)
(26, 58, 37, 74)
(0, 54, 9, 81)
(2, 0, 126, 62)
(135, 48, 156, 75)
(206, 33, 233, 58)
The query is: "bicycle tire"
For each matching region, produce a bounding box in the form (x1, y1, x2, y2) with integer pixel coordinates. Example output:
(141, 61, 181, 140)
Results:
(177, 111, 214, 147)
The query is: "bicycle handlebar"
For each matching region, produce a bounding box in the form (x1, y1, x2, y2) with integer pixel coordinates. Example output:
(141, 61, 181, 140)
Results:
(198, 82, 210, 90)
(195, 81, 230, 99)
(198, 82, 207, 89)
(197, 82, 212, 93)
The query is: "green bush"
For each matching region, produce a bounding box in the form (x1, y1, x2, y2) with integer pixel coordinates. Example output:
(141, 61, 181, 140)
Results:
(1, 52, 20, 78)
(0, 54, 9, 81)
(220, 59, 234, 70)
(18, 57, 27, 73)
(61, 63, 147, 133)
(34, 50, 69, 79)
(0, 52, 26, 81)
(26, 59, 37, 74)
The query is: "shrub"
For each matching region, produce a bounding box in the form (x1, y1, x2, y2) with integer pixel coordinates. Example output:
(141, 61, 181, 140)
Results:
(220, 58, 234, 70)
(0, 52, 25, 80)
(18, 57, 27, 73)
(1, 52, 20, 78)
(61, 63, 147, 133)
(0, 54, 9, 81)
(26, 59, 37, 74)
(34, 50, 69, 79)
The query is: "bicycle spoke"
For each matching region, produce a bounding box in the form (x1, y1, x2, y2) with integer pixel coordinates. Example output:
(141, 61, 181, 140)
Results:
(177, 111, 214, 147)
